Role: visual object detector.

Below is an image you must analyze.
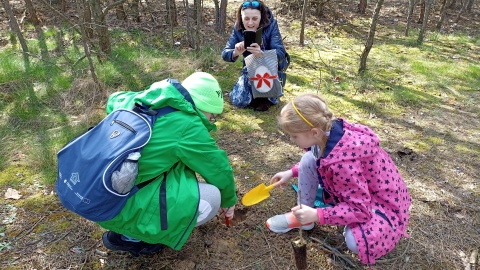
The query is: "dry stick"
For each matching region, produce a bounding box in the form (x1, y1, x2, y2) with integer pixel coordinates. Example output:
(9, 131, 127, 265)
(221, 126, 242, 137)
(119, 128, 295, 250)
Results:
(45, 231, 70, 244)
(13, 216, 46, 241)
(291, 189, 308, 270)
(298, 189, 303, 240)
(309, 237, 356, 268)
(261, 227, 280, 270)
(376, 239, 412, 264)
(13, 206, 66, 240)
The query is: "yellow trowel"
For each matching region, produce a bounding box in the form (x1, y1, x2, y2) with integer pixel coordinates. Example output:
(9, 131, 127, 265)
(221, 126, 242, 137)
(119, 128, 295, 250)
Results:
(242, 183, 275, 206)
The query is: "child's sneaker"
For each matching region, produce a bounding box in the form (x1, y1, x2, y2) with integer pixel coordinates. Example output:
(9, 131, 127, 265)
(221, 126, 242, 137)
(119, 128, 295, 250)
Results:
(265, 212, 314, 233)
(102, 231, 164, 257)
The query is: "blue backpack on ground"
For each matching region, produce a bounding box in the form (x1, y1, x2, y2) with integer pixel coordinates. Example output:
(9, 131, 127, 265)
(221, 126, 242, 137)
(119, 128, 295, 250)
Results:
(56, 79, 195, 222)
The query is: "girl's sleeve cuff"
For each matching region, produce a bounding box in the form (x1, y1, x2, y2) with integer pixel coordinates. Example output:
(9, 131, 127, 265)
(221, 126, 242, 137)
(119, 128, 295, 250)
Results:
(316, 208, 325, 224)
(291, 165, 299, 178)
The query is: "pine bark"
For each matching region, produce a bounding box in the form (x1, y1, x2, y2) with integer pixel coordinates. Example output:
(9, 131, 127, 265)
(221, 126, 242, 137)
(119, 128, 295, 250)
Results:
(77, 0, 99, 84)
(358, 0, 367, 13)
(213, 0, 227, 34)
(299, 0, 307, 46)
(436, 0, 451, 31)
(417, 0, 433, 44)
(166, 0, 178, 26)
(405, 0, 415, 36)
(418, 0, 426, 23)
(2, 0, 30, 61)
(359, 0, 385, 73)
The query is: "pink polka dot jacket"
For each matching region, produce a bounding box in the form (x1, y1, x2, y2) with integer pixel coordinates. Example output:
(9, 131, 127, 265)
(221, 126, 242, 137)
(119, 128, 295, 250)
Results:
(294, 119, 412, 265)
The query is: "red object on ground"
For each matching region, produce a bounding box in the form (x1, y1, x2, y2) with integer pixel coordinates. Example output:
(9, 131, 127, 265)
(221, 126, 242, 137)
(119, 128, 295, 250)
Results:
(225, 217, 231, 227)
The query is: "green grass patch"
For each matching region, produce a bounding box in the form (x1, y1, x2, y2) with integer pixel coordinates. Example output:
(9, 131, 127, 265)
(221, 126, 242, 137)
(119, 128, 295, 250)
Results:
(0, 165, 36, 190)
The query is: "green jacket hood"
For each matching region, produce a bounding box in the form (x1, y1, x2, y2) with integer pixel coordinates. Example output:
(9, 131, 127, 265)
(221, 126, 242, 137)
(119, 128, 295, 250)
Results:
(106, 79, 216, 131)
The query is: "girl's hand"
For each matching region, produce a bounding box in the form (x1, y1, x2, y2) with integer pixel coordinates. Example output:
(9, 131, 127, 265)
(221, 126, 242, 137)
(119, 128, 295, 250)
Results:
(292, 204, 319, 224)
(246, 43, 263, 57)
(270, 170, 293, 188)
(233, 42, 246, 58)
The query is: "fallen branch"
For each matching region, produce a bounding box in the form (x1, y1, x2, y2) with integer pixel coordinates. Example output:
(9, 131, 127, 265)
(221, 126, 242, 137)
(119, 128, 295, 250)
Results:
(309, 236, 356, 267)
(45, 231, 70, 245)
(261, 227, 280, 270)
(376, 239, 411, 264)
(13, 216, 46, 241)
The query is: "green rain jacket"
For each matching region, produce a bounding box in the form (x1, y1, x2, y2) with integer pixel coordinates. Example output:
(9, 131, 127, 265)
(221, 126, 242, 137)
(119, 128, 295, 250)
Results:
(97, 79, 237, 250)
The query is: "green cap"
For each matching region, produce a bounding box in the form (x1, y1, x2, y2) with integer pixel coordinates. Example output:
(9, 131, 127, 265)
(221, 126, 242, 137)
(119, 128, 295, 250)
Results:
(182, 72, 224, 114)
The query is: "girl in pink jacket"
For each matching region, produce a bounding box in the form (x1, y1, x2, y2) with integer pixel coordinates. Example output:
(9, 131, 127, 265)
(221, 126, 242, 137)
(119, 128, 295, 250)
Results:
(266, 93, 411, 265)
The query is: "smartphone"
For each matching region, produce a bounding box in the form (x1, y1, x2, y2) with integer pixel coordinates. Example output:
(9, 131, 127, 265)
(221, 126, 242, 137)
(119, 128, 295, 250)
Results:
(243, 28, 262, 48)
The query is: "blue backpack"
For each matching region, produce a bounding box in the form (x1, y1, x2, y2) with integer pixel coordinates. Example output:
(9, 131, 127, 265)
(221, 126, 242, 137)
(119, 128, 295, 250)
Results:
(56, 80, 195, 222)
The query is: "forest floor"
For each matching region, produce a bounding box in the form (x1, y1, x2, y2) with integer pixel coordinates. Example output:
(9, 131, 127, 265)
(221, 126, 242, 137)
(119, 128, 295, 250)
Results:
(1, 0, 479, 269)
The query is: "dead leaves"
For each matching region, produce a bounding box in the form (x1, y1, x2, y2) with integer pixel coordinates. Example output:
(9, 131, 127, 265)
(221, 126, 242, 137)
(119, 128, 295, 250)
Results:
(4, 188, 22, 200)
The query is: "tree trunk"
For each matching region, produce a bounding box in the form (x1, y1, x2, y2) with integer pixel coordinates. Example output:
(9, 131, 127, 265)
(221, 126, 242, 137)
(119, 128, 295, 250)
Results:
(436, 0, 450, 31)
(2, 0, 30, 62)
(466, 0, 475, 12)
(166, 0, 178, 26)
(78, 0, 99, 84)
(167, 0, 175, 46)
(24, 0, 49, 61)
(405, 0, 415, 36)
(358, 0, 367, 14)
(359, 0, 385, 74)
(299, 0, 307, 46)
(55, 29, 64, 55)
(213, 0, 227, 34)
(115, 4, 127, 21)
(455, 0, 468, 22)
(213, 0, 220, 31)
(90, 0, 109, 57)
(314, 0, 330, 17)
(24, 0, 41, 26)
(38, 0, 80, 35)
(83, 1, 94, 38)
(3, 0, 35, 98)
(60, 0, 67, 12)
(129, 0, 141, 22)
(195, 0, 202, 50)
(89, 0, 127, 57)
(417, 0, 433, 44)
(184, 0, 194, 48)
(418, 0, 425, 23)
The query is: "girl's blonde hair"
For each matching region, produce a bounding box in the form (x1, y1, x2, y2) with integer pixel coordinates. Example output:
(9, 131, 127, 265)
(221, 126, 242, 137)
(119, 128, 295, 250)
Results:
(279, 94, 335, 154)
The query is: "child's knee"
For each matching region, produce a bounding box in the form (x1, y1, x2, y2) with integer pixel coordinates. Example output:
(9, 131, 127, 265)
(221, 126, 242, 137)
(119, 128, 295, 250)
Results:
(343, 226, 359, 254)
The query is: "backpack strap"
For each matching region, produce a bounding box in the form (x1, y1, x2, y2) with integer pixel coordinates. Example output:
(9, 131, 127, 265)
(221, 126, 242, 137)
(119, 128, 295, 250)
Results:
(132, 103, 177, 125)
(132, 78, 197, 124)
(167, 78, 196, 110)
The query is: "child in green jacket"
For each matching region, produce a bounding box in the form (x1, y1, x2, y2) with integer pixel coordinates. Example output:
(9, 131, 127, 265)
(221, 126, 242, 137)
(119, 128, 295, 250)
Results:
(100, 72, 237, 256)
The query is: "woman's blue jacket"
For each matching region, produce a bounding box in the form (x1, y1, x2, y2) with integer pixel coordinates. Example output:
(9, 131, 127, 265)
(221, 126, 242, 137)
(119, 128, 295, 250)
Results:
(221, 9, 288, 71)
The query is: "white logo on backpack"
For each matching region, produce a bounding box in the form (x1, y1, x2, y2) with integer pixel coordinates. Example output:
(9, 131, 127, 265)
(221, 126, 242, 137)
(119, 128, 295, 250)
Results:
(110, 130, 121, 139)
